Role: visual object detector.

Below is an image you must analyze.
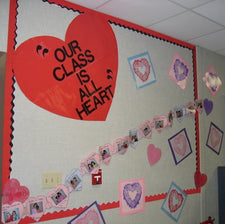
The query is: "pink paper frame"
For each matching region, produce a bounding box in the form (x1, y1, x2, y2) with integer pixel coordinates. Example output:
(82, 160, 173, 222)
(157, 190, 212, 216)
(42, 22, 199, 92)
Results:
(119, 178, 145, 216)
(168, 52, 191, 90)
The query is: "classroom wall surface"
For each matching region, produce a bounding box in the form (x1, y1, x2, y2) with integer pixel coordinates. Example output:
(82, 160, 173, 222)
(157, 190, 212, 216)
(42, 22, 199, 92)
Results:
(1, 1, 225, 224)
(196, 46, 225, 224)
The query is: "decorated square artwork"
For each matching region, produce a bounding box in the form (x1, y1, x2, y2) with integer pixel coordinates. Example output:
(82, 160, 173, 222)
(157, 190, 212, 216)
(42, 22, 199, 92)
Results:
(168, 128, 192, 165)
(128, 52, 156, 88)
(206, 122, 224, 155)
(67, 201, 106, 224)
(168, 52, 191, 89)
(203, 65, 222, 98)
(161, 182, 187, 222)
(119, 178, 145, 216)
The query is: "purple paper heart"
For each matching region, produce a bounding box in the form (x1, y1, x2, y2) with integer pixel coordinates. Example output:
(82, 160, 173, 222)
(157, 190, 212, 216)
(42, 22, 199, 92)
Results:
(204, 98, 213, 115)
(173, 59, 189, 81)
(123, 182, 142, 209)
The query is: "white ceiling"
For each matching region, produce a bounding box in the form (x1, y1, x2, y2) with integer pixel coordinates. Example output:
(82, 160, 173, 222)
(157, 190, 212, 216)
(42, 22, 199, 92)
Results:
(66, 0, 225, 56)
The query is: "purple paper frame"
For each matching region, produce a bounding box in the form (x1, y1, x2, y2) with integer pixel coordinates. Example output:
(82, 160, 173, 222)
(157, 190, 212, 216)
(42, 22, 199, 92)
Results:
(67, 201, 106, 224)
(206, 122, 224, 155)
(168, 128, 192, 165)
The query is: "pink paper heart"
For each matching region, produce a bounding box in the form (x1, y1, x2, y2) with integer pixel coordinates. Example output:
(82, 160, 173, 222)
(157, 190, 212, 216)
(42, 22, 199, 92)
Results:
(2, 179, 30, 205)
(147, 144, 161, 166)
(210, 127, 221, 148)
(173, 134, 187, 156)
(76, 210, 100, 224)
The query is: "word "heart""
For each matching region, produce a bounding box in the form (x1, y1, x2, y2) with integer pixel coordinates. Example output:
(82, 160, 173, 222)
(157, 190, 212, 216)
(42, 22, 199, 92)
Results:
(123, 182, 142, 209)
(133, 58, 150, 82)
(168, 189, 184, 213)
(13, 12, 118, 121)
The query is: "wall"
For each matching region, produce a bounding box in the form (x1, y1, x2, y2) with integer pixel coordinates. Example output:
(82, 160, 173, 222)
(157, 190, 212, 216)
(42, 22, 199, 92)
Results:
(197, 46, 225, 223)
(0, 1, 225, 224)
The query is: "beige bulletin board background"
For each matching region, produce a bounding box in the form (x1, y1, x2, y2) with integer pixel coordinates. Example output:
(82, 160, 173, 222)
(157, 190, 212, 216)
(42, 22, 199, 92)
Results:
(2, 0, 200, 223)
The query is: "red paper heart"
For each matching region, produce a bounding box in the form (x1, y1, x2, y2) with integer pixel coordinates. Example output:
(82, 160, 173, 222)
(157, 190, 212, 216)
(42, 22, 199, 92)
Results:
(194, 171, 207, 188)
(13, 12, 118, 121)
(168, 189, 184, 213)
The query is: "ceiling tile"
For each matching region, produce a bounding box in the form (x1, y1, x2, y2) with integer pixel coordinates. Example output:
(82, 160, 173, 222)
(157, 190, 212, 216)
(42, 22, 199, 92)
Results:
(216, 49, 225, 56)
(189, 29, 225, 52)
(169, 0, 214, 9)
(96, 0, 186, 27)
(193, 0, 225, 26)
(65, 0, 109, 9)
(149, 11, 223, 41)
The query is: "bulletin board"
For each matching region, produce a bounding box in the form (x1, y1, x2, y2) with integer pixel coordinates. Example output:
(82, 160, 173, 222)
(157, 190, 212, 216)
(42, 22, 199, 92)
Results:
(2, 0, 202, 223)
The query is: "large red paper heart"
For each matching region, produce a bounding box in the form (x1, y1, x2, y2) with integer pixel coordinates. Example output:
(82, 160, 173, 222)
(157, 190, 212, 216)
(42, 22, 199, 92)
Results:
(210, 127, 221, 148)
(76, 210, 100, 224)
(173, 134, 187, 156)
(133, 58, 150, 82)
(168, 189, 184, 213)
(13, 12, 118, 121)
(194, 171, 207, 188)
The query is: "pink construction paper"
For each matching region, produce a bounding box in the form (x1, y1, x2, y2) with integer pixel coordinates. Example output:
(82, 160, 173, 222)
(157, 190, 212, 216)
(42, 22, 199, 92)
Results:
(119, 178, 145, 216)
(80, 153, 101, 174)
(2, 202, 25, 224)
(147, 144, 161, 166)
(168, 52, 191, 90)
(203, 65, 222, 98)
(139, 120, 152, 139)
(46, 185, 71, 208)
(25, 196, 48, 222)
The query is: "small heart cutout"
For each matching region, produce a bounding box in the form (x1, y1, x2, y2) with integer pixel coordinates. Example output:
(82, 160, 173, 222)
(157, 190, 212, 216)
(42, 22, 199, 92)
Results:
(194, 171, 207, 188)
(203, 98, 213, 115)
(2, 178, 30, 205)
(147, 144, 161, 166)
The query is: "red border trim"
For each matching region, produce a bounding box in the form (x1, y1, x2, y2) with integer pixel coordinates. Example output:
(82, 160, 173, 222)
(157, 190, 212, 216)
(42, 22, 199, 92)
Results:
(2, 0, 200, 222)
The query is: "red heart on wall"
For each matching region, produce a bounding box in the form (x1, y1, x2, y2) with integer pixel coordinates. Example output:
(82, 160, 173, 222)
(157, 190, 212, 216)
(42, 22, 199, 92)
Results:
(168, 189, 184, 213)
(13, 12, 118, 121)
(194, 170, 207, 188)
